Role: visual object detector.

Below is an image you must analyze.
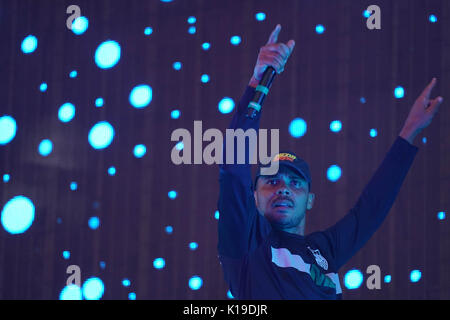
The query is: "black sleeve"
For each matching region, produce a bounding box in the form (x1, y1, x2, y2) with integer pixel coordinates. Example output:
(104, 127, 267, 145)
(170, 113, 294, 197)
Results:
(321, 137, 419, 270)
(217, 86, 272, 259)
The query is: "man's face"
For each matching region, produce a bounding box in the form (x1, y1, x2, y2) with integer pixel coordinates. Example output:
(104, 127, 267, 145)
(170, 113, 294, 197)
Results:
(254, 165, 314, 233)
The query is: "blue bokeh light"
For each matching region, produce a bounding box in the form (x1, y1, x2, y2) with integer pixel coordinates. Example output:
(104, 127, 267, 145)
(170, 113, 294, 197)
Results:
(360, 97, 366, 104)
(122, 279, 131, 287)
(330, 120, 342, 133)
(82, 277, 105, 300)
(88, 216, 100, 230)
(327, 165, 342, 182)
(227, 290, 234, 299)
(165, 225, 173, 234)
(95, 40, 121, 69)
(188, 26, 196, 34)
(144, 27, 153, 35)
(63, 251, 70, 259)
(370, 128, 378, 138)
(71, 16, 89, 35)
(38, 139, 53, 156)
(384, 275, 392, 283)
(108, 166, 116, 176)
(168, 190, 177, 199)
(173, 61, 182, 70)
(189, 242, 198, 250)
(58, 103, 76, 122)
(202, 42, 210, 51)
(95, 98, 104, 107)
(315, 24, 325, 34)
(171, 109, 180, 119)
(363, 10, 371, 18)
(289, 118, 307, 138)
(129, 84, 152, 108)
(21, 35, 38, 54)
(69, 70, 77, 78)
(153, 258, 165, 269)
(88, 121, 115, 149)
(0, 115, 17, 145)
(214, 210, 220, 220)
(230, 36, 241, 46)
(128, 292, 136, 300)
(187, 16, 196, 24)
(410, 270, 422, 283)
(40, 83, 48, 92)
(394, 86, 405, 99)
(218, 97, 235, 114)
(344, 269, 363, 289)
(429, 14, 438, 23)
(201, 74, 210, 83)
(176, 142, 184, 151)
(59, 285, 82, 300)
(70, 182, 78, 191)
(133, 144, 147, 158)
(1, 195, 35, 234)
(255, 12, 266, 21)
(3, 174, 10, 183)
(437, 211, 446, 220)
(189, 276, 203, 290)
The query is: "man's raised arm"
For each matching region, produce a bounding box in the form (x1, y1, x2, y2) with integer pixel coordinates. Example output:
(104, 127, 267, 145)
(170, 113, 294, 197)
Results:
(217, 25, 295, 259)
(322, 78, 444, 270)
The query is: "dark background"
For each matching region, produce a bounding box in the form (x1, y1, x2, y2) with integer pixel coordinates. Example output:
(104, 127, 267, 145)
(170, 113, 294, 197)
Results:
(0, 0, 449, 299)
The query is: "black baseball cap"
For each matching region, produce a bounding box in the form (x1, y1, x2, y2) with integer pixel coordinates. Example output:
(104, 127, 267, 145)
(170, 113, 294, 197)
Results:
(254, 151, 311, 190)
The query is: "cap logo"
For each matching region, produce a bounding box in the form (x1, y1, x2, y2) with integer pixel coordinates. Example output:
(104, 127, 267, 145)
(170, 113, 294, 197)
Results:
(273, 153, 296, 162)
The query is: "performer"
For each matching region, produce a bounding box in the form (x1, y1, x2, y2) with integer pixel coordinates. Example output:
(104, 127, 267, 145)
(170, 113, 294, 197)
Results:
(217, 24, 443, 299)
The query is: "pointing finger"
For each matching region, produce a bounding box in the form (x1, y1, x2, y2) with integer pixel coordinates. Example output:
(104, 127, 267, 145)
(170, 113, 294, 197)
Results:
(286, 40, 295, 54)
(420, 78, 437, 101)
(267, 24, 281, 45)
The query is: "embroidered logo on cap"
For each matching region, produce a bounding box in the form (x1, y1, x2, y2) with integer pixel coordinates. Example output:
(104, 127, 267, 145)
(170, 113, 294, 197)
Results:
(273, 153, 297, 162)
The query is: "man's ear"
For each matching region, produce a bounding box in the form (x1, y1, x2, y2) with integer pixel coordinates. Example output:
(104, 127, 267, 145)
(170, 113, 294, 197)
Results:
(307, 193, 315, 210)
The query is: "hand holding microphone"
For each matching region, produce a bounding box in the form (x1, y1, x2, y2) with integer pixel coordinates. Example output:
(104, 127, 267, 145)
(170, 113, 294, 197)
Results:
(247, 24, 295, 118)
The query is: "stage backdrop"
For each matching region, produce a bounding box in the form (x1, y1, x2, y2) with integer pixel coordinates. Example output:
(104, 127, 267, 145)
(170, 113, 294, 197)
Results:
(0, 0, 449, 299)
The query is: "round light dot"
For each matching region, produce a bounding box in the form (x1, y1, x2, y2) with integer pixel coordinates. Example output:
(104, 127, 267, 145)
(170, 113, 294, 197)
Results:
(410, 270, 422, 283)
(21, 35, 38, 54)
(173, 62, 182, 70)
(0, 115, 17, 145)
(289, 118, 307, 138)
(255, 12, 266, 21)
(315, 24, 325, 34)
(153, 258, 165, 269)
(168, 190, 177, 199)
(189, 276, 203, 290)
(144, 27, 153, 35)
(344, 269, 363, 289)
(88, 121, 115, 149)
(165, 225, 173, 234)
(230, 36, 241, 46)
(38, 139, 53, 156)
(82, 277, 105, 300)
(88, 216, 100, 230)
(133, 144, 147, 158)
(40, 83, 48, 92)
(1, 195, 35, 234)
(202, 42, 210, 51)
(171, 109, 180, 119)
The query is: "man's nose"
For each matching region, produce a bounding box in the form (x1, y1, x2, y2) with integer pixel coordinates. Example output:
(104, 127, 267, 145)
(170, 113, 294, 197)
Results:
(276, 183, 291, 195)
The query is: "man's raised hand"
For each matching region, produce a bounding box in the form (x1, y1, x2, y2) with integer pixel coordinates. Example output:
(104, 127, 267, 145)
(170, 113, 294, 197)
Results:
(400, 78, 444, 144)
(250, 24, 295, 86)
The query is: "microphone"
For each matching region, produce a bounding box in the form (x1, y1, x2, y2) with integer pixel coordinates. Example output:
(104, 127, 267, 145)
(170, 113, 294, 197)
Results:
(247, 66, 277, 119)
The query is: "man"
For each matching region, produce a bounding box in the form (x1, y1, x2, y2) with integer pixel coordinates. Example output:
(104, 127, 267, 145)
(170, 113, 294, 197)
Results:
(217, 24, 443, 299)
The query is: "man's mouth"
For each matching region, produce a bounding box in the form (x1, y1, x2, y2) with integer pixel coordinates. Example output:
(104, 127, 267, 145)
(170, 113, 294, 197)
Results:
(272, 199, 294, 208)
